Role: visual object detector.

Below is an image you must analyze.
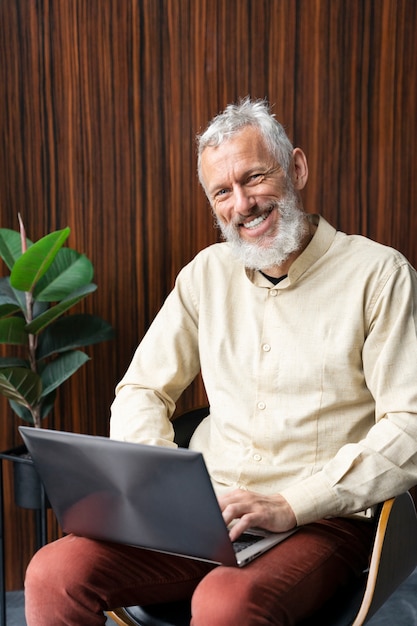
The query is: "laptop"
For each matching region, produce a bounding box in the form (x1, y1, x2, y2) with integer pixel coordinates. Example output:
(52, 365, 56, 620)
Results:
(19, 426, 296, 567)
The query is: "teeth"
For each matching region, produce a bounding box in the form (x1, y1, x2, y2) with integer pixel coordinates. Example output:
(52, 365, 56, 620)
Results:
(243, 213, 268, 229)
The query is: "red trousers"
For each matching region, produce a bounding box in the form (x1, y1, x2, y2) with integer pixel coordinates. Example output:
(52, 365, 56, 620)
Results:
(24, 517, 375, 626)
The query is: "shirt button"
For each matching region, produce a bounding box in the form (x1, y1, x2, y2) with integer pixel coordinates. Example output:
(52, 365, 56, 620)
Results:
(253, 453, 262, 462)
(269, 289, 278, 297)
(262, 344, 271, 352)
(257, 401, 266, 410)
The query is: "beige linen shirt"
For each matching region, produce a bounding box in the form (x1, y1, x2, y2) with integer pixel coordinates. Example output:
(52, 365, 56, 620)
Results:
(111, 215, 417, 526)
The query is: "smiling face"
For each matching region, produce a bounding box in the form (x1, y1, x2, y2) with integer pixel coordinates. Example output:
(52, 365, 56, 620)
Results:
(200, 125, 311, 275)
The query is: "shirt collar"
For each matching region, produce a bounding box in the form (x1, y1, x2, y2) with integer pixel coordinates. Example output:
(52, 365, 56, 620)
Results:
(246, 215, 337, 288)
(287, 214, 336, 284)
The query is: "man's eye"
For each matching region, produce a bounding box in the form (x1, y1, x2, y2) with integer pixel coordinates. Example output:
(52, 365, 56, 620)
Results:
(215, 189, 229, 198)
(249, 173, 263, 182)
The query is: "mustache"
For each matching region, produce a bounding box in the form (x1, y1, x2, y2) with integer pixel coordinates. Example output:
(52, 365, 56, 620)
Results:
(213, 200, 280, 231)
(233, 202, 278, 227)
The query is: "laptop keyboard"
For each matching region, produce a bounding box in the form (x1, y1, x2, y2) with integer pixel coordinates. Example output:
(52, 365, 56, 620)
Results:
(232, 532, 262, 554)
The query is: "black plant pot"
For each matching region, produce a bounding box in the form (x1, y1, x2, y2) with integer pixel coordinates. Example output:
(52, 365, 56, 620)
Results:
(13, 452, 45, 509)
(0, 443, 49, 551)
(0, 444, 48, 510)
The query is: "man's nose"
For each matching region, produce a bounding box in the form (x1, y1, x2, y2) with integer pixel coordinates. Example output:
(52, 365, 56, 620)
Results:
(233, 185, 256, 215)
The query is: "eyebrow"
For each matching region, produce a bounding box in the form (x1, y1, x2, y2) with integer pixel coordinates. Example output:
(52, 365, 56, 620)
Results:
(208, 163, 285, 198)
(207, 166, 265, 197)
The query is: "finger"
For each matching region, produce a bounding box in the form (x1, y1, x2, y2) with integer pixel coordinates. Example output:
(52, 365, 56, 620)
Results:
(218, 489, 248, 510)
(228, 515, 255, 541)
(221, 501, 244, 527)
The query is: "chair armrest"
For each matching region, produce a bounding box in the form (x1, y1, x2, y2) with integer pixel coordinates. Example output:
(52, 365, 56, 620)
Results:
(352, 491, 417, 625)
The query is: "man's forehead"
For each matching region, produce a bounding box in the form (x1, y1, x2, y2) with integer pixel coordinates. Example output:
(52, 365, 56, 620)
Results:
(202, 129, 273, 168)
(201, 132, 277, 182)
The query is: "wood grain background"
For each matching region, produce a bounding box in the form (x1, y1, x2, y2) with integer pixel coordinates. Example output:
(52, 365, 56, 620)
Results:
(0, 0, 416, 590)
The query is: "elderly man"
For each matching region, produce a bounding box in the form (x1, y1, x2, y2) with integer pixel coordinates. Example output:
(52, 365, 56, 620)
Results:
(25, 98, 417, 625)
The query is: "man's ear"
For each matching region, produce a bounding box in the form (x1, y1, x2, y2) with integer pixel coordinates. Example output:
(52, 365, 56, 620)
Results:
(291, 148, 308, 190)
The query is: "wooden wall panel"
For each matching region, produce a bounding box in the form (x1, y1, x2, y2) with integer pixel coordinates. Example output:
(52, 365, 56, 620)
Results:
(0, 0, 416, 589)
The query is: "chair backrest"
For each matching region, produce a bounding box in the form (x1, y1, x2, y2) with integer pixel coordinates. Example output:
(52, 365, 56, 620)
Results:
(173, 406, 210, 448)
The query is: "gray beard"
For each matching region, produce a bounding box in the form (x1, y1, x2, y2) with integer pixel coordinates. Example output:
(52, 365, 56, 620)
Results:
(215, 194, 308, 271)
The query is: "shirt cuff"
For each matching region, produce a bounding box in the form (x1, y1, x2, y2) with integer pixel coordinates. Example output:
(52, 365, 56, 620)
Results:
(279, 472, 343, 526)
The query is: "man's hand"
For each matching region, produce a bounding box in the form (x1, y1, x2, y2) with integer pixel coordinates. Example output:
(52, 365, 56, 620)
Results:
(219, 489, 297, 541)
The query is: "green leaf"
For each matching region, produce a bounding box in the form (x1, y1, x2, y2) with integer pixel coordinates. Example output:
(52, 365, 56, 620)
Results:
(0, 317, 28, 345)
(25, 283, 97, 334)
(37, 314, 114, 359)
(9, 388, 56, 422)
(6, 283, 27, 313)
(0, 303, 21, 318)
(0, 356, 28, 367)
(2, 280, 49, 318)
(0, 368, 42, 408)
(8, 400, 34, 424)
(32, 300, 49, 318)
(34, 247, 94, 301)
(0, 229, 33, 270)
(40, 350, 90, 397)
(0, 277, 23, 318)
(10, 228, 70, 293)
(39, 388, 57, 419)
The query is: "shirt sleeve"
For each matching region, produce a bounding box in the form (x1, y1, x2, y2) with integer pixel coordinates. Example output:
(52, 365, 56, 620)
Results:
(110, 264, 201, 447)
(281, 262, 417, 525)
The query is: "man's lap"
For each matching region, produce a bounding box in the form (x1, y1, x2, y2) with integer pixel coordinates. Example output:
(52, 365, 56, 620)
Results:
(191, 517, 375, 624)
(25, 517, 375, 625)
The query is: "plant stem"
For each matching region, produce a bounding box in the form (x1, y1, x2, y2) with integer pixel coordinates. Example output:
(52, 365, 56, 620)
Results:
(19, 214, 41, 427)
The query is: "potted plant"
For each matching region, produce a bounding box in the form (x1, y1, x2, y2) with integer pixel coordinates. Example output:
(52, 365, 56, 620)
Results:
(0, 215, 114, 510)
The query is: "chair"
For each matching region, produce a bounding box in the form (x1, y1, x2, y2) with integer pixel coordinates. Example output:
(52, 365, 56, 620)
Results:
(107, 407, 417, 626)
